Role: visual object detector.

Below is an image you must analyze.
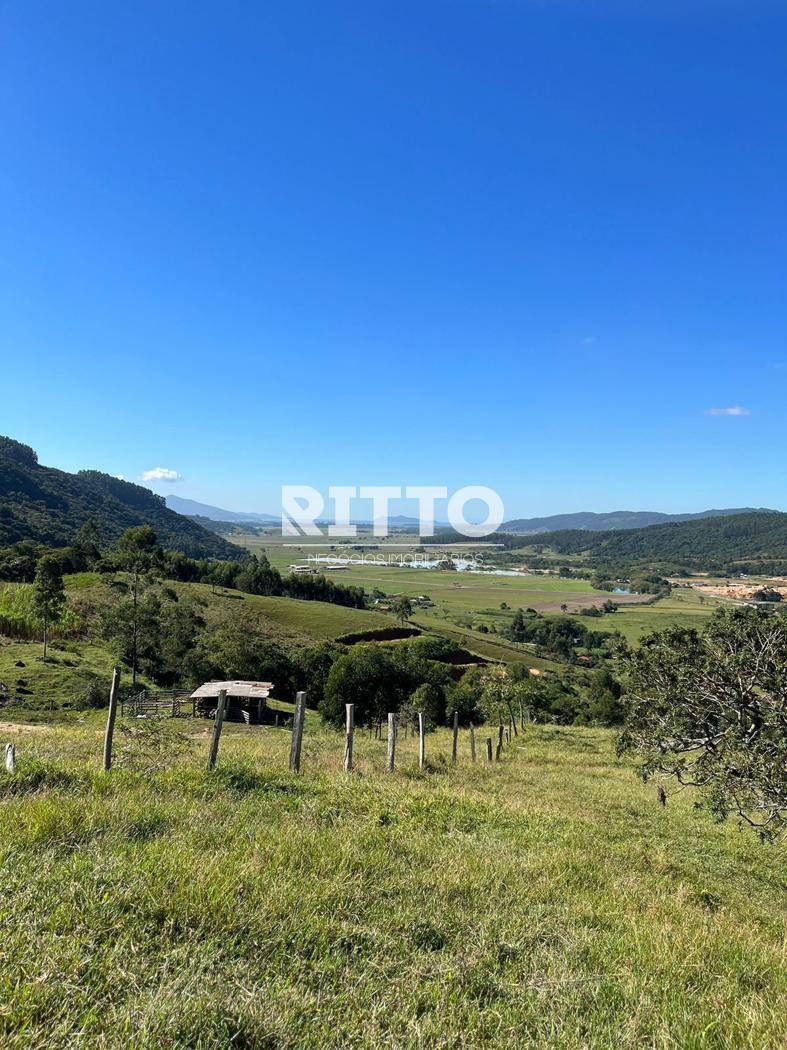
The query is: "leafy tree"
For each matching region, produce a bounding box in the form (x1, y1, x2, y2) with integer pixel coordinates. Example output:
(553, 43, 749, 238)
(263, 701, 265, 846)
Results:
(0, 542, 39, 582)
(234, 553, 283, 596)
(407, 635, 460, 662)
(73, 519, 102, 567)
(322, 645, 400, 726)
(193, 607, 296, 699)
(157, 596, 206, 685)
(32, 554, 66, 659)
(117, 525, 161, 565)
(115, 526, 161, 685)
(620, 608, 787, 839)
(320, 641, 451, 727)
(586, 667, 623, 724)
(296, 640, 345, 708)
(509, 608, 526, 641)
(405, 682, 445, 730)
(101, 591, 162, 683)
(392, 596, 413, 626)
(450, 665, 485, 725)
(750, 587, 782, 603)
(477, 665, 523, 730)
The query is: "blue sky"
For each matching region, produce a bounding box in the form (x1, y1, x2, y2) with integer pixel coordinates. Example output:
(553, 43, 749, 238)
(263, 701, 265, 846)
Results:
(2, 0, 786, 520)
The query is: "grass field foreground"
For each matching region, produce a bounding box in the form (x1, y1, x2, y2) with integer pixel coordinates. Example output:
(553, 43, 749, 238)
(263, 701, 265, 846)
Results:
(0, 714, 785, 1048)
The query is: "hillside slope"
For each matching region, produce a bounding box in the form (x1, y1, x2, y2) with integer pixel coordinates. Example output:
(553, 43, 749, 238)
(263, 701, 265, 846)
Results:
(1, 720, 785, 1048)
(0, 436, 238, 559)
(524, 511, 787, 567)
(502, 507, 770, 533)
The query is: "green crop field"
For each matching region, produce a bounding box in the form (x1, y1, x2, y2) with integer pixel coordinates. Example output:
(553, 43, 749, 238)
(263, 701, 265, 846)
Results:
(237, 536, 614, 611)
(0, 713, 785, 1048)
(582, 587, 723, 643)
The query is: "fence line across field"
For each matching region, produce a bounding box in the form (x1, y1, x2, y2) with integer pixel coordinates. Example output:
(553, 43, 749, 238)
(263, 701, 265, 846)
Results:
(4, 666, 523, 778)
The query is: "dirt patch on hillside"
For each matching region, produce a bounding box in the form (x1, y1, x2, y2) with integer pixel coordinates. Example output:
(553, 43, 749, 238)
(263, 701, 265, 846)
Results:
(0, 721, 50, 734)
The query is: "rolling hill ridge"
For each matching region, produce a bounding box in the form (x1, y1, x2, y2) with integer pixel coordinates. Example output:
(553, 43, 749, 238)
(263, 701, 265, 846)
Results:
(0, 436, 239, 559)
(521, 510, 787, 569)
(501, 507, 771, 533)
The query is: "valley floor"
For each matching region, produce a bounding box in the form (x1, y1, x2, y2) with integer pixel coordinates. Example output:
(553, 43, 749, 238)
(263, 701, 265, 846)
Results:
(1, 713, 785, 1048)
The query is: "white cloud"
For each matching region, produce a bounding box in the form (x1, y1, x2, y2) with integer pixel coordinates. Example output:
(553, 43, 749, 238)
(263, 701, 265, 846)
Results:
(140, 467, 183, 482)
(705, 406, 751, 417)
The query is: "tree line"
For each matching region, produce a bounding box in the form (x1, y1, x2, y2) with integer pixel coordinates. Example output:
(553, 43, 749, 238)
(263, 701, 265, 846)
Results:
(0, 522, 366, 608)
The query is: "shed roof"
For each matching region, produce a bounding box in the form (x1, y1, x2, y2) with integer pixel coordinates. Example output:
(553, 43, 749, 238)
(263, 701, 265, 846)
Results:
(191, 680, 273, 700)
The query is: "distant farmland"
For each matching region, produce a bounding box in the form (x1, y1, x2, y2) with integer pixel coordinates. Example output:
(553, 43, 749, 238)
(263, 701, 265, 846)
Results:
(235, 535, 725, 645)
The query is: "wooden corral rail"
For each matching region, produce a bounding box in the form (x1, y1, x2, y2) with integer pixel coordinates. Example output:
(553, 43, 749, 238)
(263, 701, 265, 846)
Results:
(121, 689, 194, 718)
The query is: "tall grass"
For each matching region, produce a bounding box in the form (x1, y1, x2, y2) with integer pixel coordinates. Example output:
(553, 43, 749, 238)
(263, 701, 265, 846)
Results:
(0, 583, 82, 641)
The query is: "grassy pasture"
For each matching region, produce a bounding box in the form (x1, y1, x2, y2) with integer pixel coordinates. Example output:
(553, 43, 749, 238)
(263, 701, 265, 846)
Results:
(0, 640, 151, 720)
(211, 588, 387, 640)
(239, 536, 726, 646)
(239, 537, 606, 612)
(581, 588, 721, 644)
(0, 714, 785, 1048)
(0, 578, 389, 719)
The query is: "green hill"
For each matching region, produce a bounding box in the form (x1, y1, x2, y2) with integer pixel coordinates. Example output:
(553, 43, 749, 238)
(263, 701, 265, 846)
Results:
(502, 507, 769, 533)
(0, 436, 238, 559)
(522, 511, 787, 571)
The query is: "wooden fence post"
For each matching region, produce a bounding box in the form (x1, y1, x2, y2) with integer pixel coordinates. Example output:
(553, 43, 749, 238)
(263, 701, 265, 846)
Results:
(469, 723, 476, 762)
(451, 710, 459, 764)
(207, 688, 228, 770)
(486, 737, 493, 762)
(289, 690, 307, 772)
(496, 723, 504, 761)
(418, 712, 425, 770)
(507, 703, 518, 738)
(5, 743, 16, 774)
(387, 712, 396, 773)
(102, 666, 121, 772)
(344, 703, 355, 772)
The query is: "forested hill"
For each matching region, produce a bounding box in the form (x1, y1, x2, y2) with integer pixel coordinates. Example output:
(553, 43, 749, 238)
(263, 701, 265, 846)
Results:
(0, 436, 239, 559)
(502, 507, 769, 533)
(526, 511, 787, 571)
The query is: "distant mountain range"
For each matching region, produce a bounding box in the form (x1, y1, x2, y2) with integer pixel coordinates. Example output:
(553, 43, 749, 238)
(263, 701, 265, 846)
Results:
(0, 437, 239, 559)
(166, 496, 776, 538)
(166, 498, 446, 529)
(500, 508, 772, 534)
(3, 437, 784, 570)
(166, 495, 279, 524)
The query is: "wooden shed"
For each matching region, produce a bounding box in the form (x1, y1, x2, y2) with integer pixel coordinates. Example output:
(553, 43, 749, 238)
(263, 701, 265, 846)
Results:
(190, 680, 273, 725)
